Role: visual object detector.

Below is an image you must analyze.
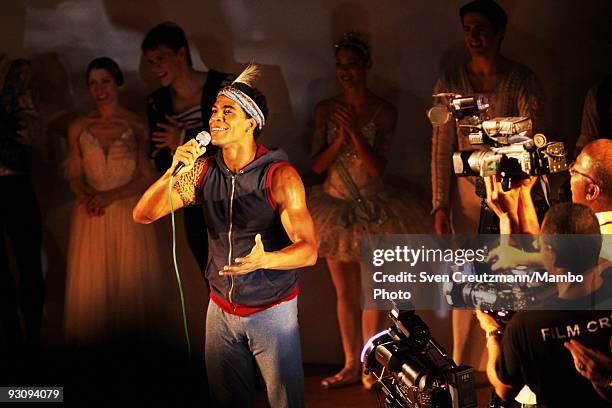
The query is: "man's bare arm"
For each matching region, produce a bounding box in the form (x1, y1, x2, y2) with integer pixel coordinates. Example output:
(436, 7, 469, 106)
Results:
(268, 165, 318, 269)
(133, 139, 204, 224)
(517, 177, 540, 234)
(476, 311, 521, 402)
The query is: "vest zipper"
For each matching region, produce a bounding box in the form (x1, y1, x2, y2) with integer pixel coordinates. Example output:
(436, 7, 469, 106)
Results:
(228, 174, 236, 307)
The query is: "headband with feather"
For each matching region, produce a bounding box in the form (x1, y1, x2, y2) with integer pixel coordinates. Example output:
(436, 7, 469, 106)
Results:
(218, 63, 266, 129)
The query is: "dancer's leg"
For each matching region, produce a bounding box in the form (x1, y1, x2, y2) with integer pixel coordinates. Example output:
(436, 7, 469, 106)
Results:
(321, 259, 362, 388)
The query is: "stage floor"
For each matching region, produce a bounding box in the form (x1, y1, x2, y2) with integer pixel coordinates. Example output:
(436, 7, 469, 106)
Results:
(254, 364, 494, 408)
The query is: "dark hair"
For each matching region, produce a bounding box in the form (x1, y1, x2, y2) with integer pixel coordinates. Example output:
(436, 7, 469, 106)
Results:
(541, 203, 602, 273)
(334, 32, 371, 62)
(141, 22, 193, 67)
(226, 82, 269, 140)
(86, 57, 124, 86)
(459, 0, 508, 31)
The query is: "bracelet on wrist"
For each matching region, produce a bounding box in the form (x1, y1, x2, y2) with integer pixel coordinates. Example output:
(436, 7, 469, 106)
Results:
(486, 329, 503, 339)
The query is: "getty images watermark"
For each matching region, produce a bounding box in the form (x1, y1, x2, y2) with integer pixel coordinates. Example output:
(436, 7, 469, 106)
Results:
(360, 234, 609, 311)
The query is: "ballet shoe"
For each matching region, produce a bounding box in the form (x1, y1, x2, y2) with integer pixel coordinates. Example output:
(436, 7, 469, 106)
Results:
(321, 365, 361, 389)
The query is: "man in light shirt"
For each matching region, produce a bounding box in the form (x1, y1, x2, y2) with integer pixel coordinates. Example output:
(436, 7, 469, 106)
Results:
(569, 139, 612, 262)
(570, 139, 612, 234)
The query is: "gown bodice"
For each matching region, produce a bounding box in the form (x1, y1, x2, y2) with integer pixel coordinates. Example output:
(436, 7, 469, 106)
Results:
(78, 128, 137, 192)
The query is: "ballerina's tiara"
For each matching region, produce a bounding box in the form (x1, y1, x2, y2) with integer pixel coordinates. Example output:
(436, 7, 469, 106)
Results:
(334, 31, 371, 60)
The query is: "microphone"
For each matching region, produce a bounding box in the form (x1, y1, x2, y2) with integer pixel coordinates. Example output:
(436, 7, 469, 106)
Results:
(171, 131, 211, 177)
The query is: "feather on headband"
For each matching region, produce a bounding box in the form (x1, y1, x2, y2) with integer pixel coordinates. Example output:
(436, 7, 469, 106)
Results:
(219, 63, 266, 129)
(233, 63, 260, 88)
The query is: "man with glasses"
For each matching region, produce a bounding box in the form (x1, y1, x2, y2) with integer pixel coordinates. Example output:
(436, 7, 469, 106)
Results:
(490, 139, 612, 268)
(569, 139, 612, 234)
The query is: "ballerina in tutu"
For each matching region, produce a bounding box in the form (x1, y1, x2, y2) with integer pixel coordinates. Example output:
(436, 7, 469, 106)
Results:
(309, 32, 431, 389)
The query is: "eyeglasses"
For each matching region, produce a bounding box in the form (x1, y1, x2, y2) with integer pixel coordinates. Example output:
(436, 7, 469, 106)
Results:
(568, 162, 599, 185)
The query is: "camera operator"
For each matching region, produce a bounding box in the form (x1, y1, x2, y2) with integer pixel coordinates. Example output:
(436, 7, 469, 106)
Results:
(489, 139, 612, 271)
(431, 0, 546, 373)
(570, 139, 612, 235)
(477, 176, 612, 407)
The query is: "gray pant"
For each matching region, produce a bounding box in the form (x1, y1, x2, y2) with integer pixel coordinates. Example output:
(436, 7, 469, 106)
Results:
(205, 297, 304, 408)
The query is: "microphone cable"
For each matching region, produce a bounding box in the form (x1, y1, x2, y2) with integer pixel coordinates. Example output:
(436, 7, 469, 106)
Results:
(164, 132, 210, 359)
(168, 174, 191, 358)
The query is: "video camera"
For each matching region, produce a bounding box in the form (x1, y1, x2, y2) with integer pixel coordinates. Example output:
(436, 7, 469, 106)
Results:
(443, 278, 522, 326)
(442, 261, 557, 326)
(361, 302, 477, 408)
(428, 94, 567, 191)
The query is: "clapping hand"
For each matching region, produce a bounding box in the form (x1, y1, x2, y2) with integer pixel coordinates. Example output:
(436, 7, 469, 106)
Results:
(332, 103, 360, 139)
(152, 114, 184, 151)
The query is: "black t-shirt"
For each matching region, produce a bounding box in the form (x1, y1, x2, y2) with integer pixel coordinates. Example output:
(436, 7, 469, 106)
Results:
(496, 276, 612, 407)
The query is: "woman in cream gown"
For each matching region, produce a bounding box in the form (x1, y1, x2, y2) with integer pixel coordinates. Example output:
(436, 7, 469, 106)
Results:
(64, 57, 164, 344)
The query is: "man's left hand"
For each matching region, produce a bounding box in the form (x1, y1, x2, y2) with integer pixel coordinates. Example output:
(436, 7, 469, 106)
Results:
(565, 339, 612, 387)
(220, 234, 268, 276)
(484, 175, 521, 219)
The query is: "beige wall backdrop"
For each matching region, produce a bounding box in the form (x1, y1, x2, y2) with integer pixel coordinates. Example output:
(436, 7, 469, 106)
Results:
(1, 0, 611, 363)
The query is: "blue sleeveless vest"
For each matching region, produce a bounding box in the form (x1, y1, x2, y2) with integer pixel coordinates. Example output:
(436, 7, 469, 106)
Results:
(201, 147, 298, 307)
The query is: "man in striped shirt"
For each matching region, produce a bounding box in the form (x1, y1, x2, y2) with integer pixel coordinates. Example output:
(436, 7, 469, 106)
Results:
(142, 22, 233, 273)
